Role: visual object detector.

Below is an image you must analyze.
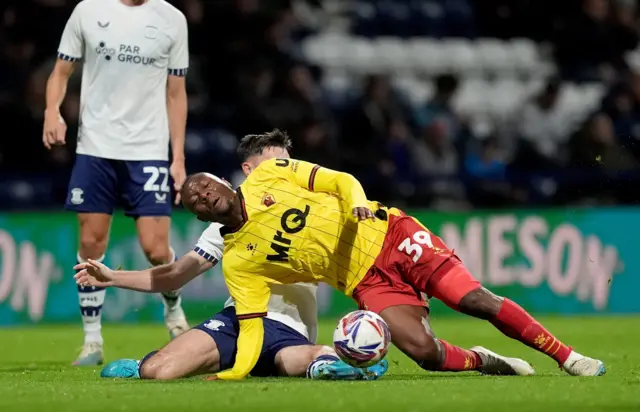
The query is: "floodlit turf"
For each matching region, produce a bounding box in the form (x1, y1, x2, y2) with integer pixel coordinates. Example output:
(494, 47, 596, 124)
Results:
(0, 316, 638, 412)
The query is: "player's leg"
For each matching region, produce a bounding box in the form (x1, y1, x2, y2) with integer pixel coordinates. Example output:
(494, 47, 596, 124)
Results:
(354, 214, 532, 375)
(377, 303, 487, 373)
(134, 216, 188, 338)
(428, 262, 605, 376)
(253, 318, 389, 380)
(102, 329, 221, 379)
(353, 273, 485, 374)
(122, 160, 188, 338)
(101, 309, 243, 379)
(65, 154, 118, 366)
(137, 328, 221, 379)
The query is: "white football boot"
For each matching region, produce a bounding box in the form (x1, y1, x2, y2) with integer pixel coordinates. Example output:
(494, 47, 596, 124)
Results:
(73, 341, 104, 366)
(471, 346, 535, 376)
(163, 295, 189, 339)
(562, 350, 606, 376)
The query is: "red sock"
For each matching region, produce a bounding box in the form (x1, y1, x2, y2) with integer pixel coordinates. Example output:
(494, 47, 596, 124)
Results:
(437, 340, 482, 371)
(491, 299, 572, 364)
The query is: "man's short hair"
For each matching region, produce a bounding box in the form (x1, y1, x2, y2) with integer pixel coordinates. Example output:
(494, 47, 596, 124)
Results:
(237, 129, 293, 161)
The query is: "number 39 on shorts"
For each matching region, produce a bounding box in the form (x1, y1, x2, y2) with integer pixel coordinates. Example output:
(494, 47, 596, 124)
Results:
(398, 231, 433, 263)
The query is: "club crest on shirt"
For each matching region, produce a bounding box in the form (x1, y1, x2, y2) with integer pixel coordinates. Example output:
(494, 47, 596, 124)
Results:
(261, 193, 276, 207)
(144, 26, 158, 39)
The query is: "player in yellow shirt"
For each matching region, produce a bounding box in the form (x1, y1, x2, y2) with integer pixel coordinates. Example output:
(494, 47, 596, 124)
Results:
(181, 129, 605, 380)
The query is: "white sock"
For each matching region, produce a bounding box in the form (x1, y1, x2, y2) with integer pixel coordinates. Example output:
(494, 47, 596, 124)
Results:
(77, 253, 106, 345)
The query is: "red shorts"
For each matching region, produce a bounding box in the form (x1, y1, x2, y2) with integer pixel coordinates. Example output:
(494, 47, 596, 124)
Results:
(352, 213, 481, 314)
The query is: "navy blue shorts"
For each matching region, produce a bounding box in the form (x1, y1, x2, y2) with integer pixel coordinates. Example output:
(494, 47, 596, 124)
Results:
(193, 307, 311, 377)
(65, 154, 172, 217)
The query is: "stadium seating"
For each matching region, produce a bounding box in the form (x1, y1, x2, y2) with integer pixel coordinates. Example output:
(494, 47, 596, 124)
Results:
(302, 34, 550, 77)
(304, 33, 606, 134)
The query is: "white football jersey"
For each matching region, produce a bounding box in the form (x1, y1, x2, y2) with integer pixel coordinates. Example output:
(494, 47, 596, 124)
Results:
(57, 0, 189, 161)
(193, 223, 319, 343)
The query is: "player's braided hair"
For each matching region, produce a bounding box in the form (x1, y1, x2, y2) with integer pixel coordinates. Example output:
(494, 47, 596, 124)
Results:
(237, 129, 293, 161)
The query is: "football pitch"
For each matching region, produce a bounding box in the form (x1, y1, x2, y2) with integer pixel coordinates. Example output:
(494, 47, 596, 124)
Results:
(0, 316, 638, 412)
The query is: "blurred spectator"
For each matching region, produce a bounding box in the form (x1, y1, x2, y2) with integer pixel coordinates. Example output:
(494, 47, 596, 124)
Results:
(340, 75, 403, 172)
(602, 72, 640, 160)
(554, 0, 638, 82)
(566, 112, 638, 202)
(385, 120, 414, 184)
(414, 74, 464, 143)
(464, 136, 525, 207)
(231, 61, 276, 137)
(571, 112, 637, 171)
(411, 119, 468, 209)
(464, 136, 507, 181)
(511, 80, 570, 170)
(293, 119, 337, 168)
(269, 63, 327, 134)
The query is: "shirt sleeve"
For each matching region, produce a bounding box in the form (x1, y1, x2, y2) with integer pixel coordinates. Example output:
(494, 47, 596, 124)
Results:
(57, 4, 84, 61)
(215, 266, 271, 380)
(255, 158, 369, 208)
(193, 223, 224, 263)
(168, 12, 189, 76)
(284, 283, 319, 343)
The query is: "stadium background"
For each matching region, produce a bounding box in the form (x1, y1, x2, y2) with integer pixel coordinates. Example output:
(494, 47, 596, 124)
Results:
(1, 0, 640, 325)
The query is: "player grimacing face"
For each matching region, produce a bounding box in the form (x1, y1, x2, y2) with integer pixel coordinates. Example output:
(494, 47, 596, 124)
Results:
(181, 174, 238, 224)
(183, 146, 289, 224)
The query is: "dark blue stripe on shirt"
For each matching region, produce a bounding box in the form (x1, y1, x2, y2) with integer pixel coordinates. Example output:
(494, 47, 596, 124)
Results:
(58, 52, 80, 62)
(168, 68, 188, 76)
(194, 247, 216, 262)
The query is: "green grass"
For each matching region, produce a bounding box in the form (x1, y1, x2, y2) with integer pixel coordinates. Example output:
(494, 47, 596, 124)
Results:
(0, 317, 638, 412)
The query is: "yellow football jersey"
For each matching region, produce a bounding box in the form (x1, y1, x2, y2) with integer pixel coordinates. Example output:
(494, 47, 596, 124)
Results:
(215, 158, 399, 380)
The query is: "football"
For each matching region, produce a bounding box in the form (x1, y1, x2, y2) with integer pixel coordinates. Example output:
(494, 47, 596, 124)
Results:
(333, 310, 391, 368)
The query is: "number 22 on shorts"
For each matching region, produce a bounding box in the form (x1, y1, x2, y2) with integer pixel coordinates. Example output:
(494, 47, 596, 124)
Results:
(398, 231, 433, 263)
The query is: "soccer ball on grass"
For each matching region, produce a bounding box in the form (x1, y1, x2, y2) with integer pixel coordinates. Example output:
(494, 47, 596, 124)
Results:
(332, 310, 391, 368)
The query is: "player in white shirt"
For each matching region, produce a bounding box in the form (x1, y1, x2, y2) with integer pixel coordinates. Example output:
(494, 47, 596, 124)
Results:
(43, 0, 190, 366)
(74, 134, 389, 380)
(76, 222, 387, 380)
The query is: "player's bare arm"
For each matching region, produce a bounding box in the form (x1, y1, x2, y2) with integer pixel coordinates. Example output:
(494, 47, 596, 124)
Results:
(43, 59, 75, 149)
(167, 74, 187, 205)
(74, 251, 214, 292)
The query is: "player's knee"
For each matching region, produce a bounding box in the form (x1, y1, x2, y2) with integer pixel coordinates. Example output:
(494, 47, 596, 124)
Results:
(402, 333, 440, 365)
(78, 229, 108, 258)
(142, 245, 172, 266)
(139, 357, 178, 380)
(458, 287, 503, 319)
(312, 345, 336, 359)
(138, 231, 171, 265)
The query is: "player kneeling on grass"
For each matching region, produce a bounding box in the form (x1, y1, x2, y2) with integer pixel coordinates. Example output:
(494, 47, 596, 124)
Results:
(75, 222, 388, 381)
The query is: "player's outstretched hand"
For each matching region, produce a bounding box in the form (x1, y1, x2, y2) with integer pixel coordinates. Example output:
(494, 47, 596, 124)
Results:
(73, 259, 115, 288)
(352, 206, 376, 222)
(170, 160, 187, 205)
(42, 109, 67, 150)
